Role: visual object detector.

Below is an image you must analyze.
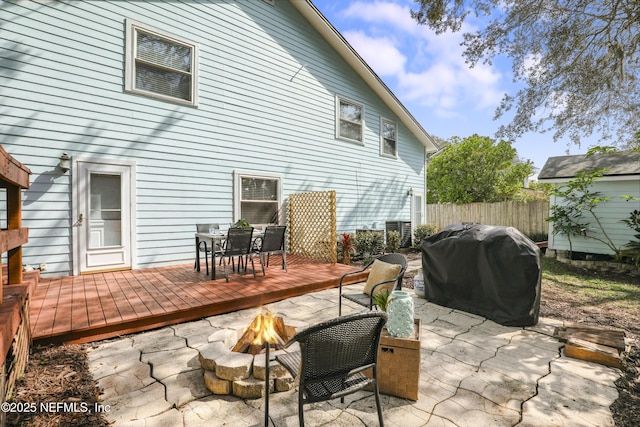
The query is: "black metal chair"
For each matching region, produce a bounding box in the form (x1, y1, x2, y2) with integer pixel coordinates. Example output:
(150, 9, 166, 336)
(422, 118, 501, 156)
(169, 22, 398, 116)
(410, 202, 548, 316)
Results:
(275, 311, 387, 427)
(213, 227, 255, 281)
(338, 253, 407, 316)
(194, 223, 219, 274)
(253, 225, 287, 276)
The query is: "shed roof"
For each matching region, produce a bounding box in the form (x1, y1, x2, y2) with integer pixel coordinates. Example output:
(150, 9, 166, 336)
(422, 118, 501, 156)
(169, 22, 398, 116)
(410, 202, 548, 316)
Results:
(538, 151, 640, 181)
(293, 0, 439, 153)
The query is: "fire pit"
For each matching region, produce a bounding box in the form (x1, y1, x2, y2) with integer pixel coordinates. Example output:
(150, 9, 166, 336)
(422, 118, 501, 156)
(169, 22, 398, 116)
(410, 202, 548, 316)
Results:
(232, 310, 289, 354)
(198, 310, 302, 399)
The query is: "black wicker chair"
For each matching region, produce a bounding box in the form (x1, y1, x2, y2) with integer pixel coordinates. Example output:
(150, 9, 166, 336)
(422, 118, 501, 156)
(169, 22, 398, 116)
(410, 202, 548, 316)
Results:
(275, 311, 387, 426)
(338, 253, 407, 316)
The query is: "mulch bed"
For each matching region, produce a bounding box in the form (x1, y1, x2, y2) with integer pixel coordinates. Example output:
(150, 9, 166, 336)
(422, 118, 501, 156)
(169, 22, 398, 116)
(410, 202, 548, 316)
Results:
(6, 344, 109, 427)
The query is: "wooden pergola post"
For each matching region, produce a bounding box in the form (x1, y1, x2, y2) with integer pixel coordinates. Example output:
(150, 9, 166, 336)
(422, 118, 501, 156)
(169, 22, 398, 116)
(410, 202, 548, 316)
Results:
(0, 146, 31, 303)
(7, 186, 23, 286)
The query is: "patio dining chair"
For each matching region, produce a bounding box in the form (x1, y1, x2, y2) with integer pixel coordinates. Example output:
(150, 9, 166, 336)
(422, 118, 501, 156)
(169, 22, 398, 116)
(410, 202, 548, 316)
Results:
(338, 253, 407, 316)
(275, 311, 387, 427)
(194, 223, 219, 275)
(253, 225, 287, 276)
(213, 227, 256, 281)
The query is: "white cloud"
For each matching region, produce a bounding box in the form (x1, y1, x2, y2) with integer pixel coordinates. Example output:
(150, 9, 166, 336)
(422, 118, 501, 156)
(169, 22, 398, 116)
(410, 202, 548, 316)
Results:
(342, 30, 406, 76)
(337, 1, 505, 116)
(342, 1, 418, 32)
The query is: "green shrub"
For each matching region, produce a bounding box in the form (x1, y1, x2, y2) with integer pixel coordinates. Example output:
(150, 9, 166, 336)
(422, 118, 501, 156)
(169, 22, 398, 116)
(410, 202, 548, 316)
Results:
(622, 209, 640, 266)
(385, 230, 401, 253)
(526, 232, 549, 242)
(412, 224, 439, 251)
(354, 231, 385, 264)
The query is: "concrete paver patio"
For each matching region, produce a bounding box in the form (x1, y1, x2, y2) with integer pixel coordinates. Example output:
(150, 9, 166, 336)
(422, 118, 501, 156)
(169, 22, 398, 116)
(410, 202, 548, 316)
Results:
(87, 284, 620, 426)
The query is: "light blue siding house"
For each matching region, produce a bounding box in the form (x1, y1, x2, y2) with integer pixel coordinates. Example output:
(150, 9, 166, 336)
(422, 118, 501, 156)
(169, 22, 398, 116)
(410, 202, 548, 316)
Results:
(1, 0, 438, 277)
(538, 152, 640, 256)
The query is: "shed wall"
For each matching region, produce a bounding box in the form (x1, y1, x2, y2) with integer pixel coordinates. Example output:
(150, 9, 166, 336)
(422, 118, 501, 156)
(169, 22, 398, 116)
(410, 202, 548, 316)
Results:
(550, 180, 640, 255)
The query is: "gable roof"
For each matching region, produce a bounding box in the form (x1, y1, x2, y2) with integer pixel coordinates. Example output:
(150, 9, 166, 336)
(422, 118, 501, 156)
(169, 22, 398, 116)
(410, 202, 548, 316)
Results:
(291, 0, 439, 153)
(538, 151, 640, 181)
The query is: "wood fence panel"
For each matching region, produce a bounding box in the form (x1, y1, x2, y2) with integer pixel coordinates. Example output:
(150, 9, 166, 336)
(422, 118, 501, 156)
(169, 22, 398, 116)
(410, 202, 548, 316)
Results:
(426, 201, 549, 237)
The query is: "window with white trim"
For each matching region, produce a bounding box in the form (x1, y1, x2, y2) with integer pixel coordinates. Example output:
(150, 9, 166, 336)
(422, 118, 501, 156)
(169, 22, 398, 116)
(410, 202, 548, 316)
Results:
(381, 118, 398, 158)
(336, 96, 364, 143)
(125, 19, 198, 106)
(234, 172, 282, 226)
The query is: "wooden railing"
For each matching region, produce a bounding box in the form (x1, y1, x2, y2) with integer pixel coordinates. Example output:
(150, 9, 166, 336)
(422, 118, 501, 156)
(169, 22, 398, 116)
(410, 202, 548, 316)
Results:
(0, 145, 31, 302)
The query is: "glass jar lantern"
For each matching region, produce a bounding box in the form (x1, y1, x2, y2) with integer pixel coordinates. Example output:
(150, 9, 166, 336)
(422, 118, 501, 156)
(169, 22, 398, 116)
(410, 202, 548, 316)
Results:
(387, 290, 415, 338)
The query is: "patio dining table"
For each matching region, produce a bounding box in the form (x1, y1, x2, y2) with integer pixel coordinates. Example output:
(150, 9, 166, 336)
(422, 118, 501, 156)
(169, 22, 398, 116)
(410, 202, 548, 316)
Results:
(195, 230, 264, 279)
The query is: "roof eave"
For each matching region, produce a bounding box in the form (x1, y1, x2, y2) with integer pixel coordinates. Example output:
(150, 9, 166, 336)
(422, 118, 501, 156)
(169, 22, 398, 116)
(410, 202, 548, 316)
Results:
(291, 0, 439, 153)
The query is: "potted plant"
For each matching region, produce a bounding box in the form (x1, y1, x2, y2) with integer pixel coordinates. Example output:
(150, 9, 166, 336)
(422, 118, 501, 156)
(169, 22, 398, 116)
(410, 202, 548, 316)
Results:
(233, 219, 251, 229)
(372, 290, 391, 312)
(340, 232, 354, 265)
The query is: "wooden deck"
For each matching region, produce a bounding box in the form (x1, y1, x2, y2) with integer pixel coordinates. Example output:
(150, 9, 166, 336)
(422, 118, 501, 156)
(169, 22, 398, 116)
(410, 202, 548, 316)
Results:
(30, 255, 366, 345)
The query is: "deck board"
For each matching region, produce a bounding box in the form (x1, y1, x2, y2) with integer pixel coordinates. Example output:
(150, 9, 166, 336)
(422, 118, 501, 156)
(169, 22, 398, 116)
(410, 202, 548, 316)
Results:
(31, 255, 368, 344)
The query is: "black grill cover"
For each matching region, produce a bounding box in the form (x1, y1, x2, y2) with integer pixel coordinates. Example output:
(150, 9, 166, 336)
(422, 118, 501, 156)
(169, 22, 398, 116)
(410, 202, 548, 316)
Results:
(421, 223, 541, 326)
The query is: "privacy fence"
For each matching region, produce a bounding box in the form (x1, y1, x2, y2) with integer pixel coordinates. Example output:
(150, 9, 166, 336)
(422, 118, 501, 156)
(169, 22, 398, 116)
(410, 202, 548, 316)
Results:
(426, 200, 550, 238)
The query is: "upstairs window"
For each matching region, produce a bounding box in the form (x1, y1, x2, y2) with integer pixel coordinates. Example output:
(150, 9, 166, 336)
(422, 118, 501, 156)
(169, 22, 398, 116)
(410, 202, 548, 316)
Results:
(336, 96, 364, 143)
(381, 118, 398, 158)
(125, 20, 198, 106)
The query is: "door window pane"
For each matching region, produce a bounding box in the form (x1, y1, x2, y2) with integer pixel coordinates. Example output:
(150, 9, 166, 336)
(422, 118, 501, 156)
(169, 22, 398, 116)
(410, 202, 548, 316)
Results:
(89, 174, 122, 247)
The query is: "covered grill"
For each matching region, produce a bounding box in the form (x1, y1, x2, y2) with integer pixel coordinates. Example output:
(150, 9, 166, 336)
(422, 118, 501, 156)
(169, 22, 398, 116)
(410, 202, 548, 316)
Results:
(421, 223, 541, 326)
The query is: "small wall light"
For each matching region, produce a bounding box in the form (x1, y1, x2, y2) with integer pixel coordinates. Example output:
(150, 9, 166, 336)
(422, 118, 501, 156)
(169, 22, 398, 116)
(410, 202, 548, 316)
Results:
(407, 188, 414, 196)
(58, 152, 71, 173)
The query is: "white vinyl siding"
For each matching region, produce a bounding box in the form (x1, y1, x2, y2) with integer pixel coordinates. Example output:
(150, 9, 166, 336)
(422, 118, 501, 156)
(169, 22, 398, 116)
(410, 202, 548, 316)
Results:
(1, 0, 426, 276)
(549, 180, 640, 255)
(381, 118, 397, 158)
(336, 96, 364, 143)
(125, 19, 199, 106)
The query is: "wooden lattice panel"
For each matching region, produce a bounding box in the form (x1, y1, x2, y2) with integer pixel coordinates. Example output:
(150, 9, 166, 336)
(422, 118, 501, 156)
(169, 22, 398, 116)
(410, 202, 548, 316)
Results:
(287, 191, 337, 263)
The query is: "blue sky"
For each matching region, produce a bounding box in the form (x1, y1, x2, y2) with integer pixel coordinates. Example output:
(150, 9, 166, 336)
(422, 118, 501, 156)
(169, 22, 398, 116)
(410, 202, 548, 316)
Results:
(311, 0, 591, 172)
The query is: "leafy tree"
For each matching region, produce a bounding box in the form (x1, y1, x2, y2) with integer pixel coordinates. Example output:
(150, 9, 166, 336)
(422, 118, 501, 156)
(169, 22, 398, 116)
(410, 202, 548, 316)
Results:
(426, 134, 533, 203)
(411, 0, 640, 147)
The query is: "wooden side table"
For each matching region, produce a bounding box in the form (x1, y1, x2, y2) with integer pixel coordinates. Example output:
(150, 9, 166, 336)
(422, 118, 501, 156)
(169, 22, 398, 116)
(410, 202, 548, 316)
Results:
(373, 318, 421, 400)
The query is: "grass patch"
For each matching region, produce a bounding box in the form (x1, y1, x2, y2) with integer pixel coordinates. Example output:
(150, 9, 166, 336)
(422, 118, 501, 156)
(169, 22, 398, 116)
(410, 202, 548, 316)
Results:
(543, 257, 640, 299)
(541, 257, 640, 336)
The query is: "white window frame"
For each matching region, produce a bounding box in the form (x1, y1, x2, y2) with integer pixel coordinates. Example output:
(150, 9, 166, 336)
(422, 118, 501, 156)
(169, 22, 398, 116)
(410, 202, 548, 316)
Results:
(380, 117, 398, 158)
(233, 171, 283, 226)
(125, 19, 199, 106)
(336, 95, 365, 144)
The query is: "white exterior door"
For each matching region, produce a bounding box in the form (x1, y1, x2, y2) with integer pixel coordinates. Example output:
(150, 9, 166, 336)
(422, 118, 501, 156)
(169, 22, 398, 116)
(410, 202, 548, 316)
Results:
(73, 158, 136, 275)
